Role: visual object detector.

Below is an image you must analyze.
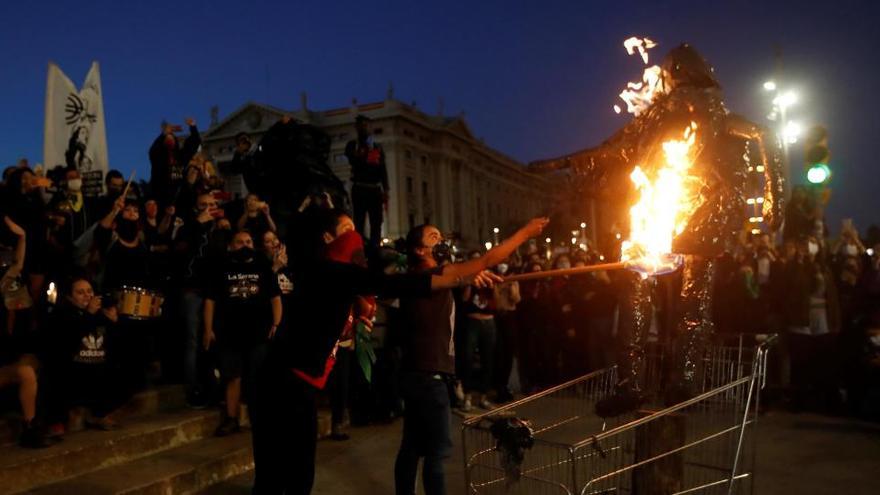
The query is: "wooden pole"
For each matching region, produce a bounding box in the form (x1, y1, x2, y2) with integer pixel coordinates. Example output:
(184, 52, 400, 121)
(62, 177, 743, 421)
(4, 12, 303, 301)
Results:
(503, 262, 627, 283)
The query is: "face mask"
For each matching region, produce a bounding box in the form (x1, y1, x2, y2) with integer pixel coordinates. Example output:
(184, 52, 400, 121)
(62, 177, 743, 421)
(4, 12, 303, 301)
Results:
(326, 230, 365, 265)
(845, 244, 858, 257)
(67, 179, 82, 192)
(231, 247, 255, 263)
(808, 242, 819, 256)
(497, 263, 509, 275)
(116, 219, 139, 242)
(431, 241, 452, 264)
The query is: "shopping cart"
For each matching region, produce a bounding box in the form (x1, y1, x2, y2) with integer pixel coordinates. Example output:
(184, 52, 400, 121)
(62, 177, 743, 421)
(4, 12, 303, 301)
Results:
(461, 333, 776, 495)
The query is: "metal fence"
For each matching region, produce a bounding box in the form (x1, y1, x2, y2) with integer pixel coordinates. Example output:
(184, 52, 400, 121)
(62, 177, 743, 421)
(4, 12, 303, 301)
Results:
(462, 334, 775, 495)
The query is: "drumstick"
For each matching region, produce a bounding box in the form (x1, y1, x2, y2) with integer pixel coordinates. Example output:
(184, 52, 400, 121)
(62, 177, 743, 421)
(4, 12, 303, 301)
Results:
(121, 170, 136, 199)
(503, 262, 627, 282)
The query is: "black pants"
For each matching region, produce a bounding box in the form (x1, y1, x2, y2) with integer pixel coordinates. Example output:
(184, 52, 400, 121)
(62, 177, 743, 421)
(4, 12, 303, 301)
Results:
(351, 183, 384, 246)
(459, 317, 496, 395)
(493, 311, 518, 395)
(787, 332, 837, 410)
(329, 347, 352, 427)
(112, 318, 156, 394)
(251, 363, 317, 495)
(394, 371, 452, 495)
(44, 362, 129, 424)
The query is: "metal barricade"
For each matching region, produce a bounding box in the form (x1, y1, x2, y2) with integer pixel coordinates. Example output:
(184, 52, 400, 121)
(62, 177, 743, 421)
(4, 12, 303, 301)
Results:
(462, 334, 775, 495)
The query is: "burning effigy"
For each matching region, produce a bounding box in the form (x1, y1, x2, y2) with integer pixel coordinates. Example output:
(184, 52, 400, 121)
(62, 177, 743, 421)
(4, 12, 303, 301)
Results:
(529, 38, 786, 415)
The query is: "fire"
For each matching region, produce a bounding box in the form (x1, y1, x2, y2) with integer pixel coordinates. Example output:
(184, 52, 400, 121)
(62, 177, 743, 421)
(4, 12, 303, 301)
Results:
(616, 37, 664, 116)
(621, 123, 700, 274)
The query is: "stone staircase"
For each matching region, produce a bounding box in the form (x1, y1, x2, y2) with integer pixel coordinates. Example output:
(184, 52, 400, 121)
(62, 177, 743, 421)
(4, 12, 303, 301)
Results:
(0, 386, 253, 494)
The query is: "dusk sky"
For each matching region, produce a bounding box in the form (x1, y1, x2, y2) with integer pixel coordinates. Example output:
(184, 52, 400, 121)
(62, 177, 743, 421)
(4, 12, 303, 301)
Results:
(1, 0, 878, 233)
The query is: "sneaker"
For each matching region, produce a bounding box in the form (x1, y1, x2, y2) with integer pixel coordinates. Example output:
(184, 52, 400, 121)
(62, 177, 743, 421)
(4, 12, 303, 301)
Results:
(453, 381, 466, 402)
(19, 422, 53, 449)
(214, 417, 240, 437)
(47, 422, 66, 439)
(86, 416, 120, 431)
(329, 423, 350, 441)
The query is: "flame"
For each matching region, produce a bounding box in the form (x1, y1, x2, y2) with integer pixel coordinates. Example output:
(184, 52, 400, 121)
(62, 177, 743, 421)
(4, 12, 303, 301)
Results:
(624, 36, 657, 64)
(621, 122, 700, 274)
(615, 37, 664, 116)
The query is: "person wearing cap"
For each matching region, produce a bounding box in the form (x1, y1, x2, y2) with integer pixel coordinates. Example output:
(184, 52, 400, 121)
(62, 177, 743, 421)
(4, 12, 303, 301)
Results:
(345, 115, 388, 248)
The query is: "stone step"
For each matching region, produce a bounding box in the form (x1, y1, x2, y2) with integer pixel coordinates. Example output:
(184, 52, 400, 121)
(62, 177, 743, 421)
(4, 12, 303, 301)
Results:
(0, 385, 187, 446)
(26, 433, 252, 495)
(0, 409, 220, 494)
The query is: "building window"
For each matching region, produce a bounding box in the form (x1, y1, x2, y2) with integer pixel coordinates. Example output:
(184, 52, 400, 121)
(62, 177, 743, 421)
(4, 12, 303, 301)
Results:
(420, 155, 427, 166)
(421, 181, 428, 196)
(408, 213, 415, 230)
(405, 149, 413, 159)
(424, 216, 431, 225)
(406, 176, 413, 193)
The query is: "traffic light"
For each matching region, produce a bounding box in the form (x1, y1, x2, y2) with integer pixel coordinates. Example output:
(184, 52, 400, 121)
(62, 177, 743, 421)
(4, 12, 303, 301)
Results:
(803, 125, 831, 185)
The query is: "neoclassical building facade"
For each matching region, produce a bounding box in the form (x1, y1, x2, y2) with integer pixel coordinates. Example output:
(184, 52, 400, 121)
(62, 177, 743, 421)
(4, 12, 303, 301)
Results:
(201, 93, 554, 246)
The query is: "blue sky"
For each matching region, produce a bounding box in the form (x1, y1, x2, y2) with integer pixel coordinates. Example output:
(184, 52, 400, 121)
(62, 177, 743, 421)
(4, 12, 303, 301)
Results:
(1, 0, 878, 231)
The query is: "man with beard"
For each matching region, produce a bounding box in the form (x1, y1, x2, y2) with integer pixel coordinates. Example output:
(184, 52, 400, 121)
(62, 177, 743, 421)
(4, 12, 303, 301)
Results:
(394, 218, 548, 495)
(203, 230, 282, 436)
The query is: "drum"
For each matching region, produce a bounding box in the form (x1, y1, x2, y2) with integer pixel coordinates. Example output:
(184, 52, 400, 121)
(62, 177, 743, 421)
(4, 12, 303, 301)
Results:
(116, 286, 164, 320)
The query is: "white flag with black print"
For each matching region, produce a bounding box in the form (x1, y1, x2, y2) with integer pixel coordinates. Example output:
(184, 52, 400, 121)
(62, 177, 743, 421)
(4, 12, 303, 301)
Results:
(43, 61, 109, 196)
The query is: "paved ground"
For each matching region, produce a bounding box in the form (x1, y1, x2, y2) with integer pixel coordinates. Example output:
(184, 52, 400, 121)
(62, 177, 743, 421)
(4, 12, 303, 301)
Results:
(204, 409, 880, 494)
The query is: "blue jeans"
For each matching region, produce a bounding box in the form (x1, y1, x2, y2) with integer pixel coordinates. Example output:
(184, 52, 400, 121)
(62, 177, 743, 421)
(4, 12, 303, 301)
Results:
(394, 371, 452, 495)
(181, 290, 203, 396)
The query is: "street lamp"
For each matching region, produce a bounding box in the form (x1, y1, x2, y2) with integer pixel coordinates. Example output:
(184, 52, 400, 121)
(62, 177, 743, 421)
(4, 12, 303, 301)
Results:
(782, 120, 802, 144)
(762, 78, 800, 216)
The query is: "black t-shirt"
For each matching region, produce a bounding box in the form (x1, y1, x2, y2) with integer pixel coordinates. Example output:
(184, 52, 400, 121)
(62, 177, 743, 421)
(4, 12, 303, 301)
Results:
(398, 266, 456, 375)
(270, 260, 432, 378)
(206, 256, 281, 346)
(101, 242, 153, 291)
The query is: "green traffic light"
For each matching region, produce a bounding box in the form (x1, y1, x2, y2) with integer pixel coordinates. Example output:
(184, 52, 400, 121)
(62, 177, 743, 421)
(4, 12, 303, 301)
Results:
(807, 163, 831, 184)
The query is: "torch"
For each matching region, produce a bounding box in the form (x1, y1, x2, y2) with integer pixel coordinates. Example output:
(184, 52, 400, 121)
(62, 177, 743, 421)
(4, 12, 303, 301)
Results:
(502, 254, 683, 283)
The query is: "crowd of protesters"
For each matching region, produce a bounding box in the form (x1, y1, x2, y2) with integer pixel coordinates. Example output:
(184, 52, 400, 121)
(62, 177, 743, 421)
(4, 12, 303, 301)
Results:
(0, 113, 878, 495)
